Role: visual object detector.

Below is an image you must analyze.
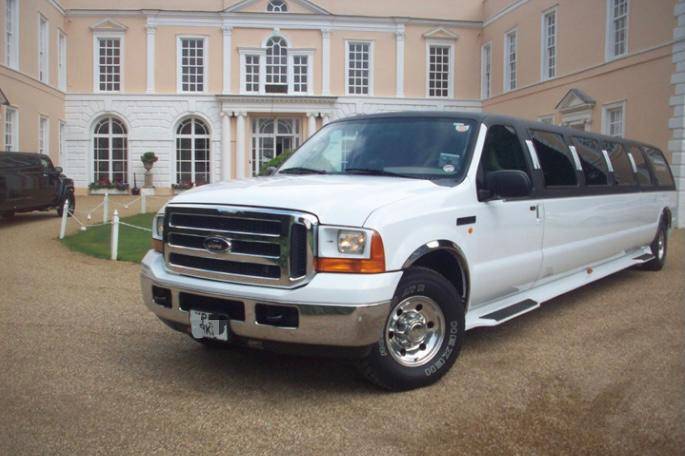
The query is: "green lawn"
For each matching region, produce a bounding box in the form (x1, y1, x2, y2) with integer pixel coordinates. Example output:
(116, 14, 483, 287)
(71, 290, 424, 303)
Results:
(61, 213, 155, 263)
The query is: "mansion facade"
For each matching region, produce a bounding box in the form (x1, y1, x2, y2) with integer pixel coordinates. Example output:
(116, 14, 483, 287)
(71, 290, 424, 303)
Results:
(1, 0, 684, 225)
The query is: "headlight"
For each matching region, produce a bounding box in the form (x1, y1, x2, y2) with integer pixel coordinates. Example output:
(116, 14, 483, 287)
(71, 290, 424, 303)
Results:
(316, 226, 385, 273)
(318, 226, 373, 258)
(152, 211, 165, 240)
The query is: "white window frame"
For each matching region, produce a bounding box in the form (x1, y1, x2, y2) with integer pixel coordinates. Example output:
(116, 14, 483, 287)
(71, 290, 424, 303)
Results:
(480, 42, 492, 100)
(344, 40, 374, 96)
(38, 14, 49, 84)
(425, 40, 454, 98)
(92, 32, 125, 93)
(4, 107, 19, 152)
(267, 0, 288, 12)
(541, 7, 557, 81)
(5, 0, 19, 69)
(288, 50, 314, 95)
(239, 49, 266, 95)
(602, 100, 626, 137)
(605, 0, 629, 61)
(58, 30, 67, 91)
(39, 116, 49, 156)
(177, 36, 209, 94)
(504, 29, 518, 92)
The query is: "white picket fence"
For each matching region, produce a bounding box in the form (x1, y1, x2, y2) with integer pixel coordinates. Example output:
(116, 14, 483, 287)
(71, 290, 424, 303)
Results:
(58, 192, 167, 261)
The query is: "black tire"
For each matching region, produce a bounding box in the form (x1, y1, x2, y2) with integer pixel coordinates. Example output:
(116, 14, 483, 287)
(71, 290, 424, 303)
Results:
(1, 211, 15, 219)
(642, 220, 668, 271)
(357, 267, 465, 391)
(57, 193, 75, 218)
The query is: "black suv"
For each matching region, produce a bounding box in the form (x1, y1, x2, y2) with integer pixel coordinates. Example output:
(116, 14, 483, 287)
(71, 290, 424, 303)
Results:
(0, 152, 75, 219)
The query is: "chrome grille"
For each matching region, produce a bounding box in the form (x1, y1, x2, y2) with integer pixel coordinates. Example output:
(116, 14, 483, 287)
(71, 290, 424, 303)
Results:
(164, 204, 317, 288)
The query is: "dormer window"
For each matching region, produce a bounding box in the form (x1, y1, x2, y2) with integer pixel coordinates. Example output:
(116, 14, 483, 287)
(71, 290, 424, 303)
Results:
(267, 0, 287, 12)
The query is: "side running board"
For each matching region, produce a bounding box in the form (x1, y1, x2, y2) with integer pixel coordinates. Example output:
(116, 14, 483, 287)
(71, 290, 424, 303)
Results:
(481, 299, 538, 322)
(632, 253, 655, 262)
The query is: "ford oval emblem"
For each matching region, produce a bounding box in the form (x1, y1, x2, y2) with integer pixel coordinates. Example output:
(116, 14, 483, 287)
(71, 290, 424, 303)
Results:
(203, 236, 232, 253)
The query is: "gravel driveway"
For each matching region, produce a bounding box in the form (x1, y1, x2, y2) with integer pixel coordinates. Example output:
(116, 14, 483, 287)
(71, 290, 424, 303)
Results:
(1, 197, 684, 455)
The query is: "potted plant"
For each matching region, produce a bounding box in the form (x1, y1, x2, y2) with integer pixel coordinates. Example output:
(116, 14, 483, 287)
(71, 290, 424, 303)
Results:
(140, 151, 159, 171)
(88, 176, 130, 195)
(140, 152, 158, 191)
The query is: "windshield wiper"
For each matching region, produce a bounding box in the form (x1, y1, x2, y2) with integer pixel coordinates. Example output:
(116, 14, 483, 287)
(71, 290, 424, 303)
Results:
(344, 168, 415, 178)
(279, 167, 328, 175)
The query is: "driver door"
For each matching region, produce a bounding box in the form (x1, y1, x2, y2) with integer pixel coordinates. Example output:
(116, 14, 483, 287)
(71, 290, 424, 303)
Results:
(469, 123, 544, 307)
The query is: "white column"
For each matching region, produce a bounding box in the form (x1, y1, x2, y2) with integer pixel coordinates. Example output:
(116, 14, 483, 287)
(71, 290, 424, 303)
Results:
(322, 113, 330, 126)
(395, 28, 405, 98)
(235, 112, 247, 179)
(321, 28, 331, 96)
(222, 25, 233, 94)
(307, 113, 318, 138)
(221, 111, 232, 181)
(146, 25, 156, 93)
(670, 0, 685, 227)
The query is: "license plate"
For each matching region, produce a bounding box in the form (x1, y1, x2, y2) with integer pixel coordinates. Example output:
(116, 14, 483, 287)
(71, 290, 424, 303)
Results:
(190, 310, 230, 341)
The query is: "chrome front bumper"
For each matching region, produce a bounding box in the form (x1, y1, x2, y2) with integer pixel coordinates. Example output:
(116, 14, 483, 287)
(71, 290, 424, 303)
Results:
(140, 251, 402, 347)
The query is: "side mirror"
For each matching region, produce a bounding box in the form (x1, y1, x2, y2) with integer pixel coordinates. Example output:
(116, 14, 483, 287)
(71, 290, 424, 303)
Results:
(486, 170, 532, 199)
(54, 166, 63, 174)
(265, 166, 278, 176)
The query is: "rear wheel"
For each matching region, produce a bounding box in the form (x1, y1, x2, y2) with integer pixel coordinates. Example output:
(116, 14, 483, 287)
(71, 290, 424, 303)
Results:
(357, 267, 464, 391)
(643, 221, 668, 271)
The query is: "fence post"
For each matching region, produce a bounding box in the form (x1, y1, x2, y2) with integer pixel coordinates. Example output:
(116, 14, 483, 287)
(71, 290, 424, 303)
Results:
(111, 209, 119, 261)
(103, 192, 109, 224)
(59, 199, 69, 239)
(141, 192, 146, 214)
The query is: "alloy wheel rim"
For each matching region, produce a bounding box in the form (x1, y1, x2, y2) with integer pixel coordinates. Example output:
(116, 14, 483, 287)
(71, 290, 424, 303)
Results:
(384, 295, 445, 367)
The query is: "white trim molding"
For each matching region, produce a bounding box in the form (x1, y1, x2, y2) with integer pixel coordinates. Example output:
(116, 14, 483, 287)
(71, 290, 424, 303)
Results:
(395, 27, 405, 98)
(321, 28, 331, 96)
(146, 24, 156, 93)
(480, 41, 492, 100)
(222, 25, 233, 94)
(669, 0, 685, 228)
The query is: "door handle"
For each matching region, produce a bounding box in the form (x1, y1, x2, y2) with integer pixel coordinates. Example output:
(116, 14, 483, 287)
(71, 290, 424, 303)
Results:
(530, 204, 541, 219)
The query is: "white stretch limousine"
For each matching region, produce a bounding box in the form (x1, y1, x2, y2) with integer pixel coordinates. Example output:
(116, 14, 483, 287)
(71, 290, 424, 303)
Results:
(141, 112, 676, 390)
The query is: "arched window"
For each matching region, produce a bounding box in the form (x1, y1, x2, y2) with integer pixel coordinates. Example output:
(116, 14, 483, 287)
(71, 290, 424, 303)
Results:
(265, 36, 288, 93)
(93, 116, 128, 184)
(176, 117, 210, 185)
(267, 0, 287, 12)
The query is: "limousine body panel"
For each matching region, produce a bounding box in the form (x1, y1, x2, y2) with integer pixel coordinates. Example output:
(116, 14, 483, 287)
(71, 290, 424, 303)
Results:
(140, 111, 677, 390)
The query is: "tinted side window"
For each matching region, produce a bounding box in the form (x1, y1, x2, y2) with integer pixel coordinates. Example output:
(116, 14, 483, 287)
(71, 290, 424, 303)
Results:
(642, 147, 675, 187)
(531, 130, 577, 187)
(628, 145, 653, 187)
(481, 125, 528, 172)
(572, 136, 609, 186)
(604, 142, 636, 186)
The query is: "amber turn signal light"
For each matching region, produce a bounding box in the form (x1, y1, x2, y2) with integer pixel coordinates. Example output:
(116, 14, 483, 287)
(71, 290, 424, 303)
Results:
(316, 232, 386, 273)
(152, 238, 164, 253)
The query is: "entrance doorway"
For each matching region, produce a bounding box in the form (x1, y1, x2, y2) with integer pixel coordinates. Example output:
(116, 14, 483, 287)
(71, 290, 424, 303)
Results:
(251, 118, 301, 176)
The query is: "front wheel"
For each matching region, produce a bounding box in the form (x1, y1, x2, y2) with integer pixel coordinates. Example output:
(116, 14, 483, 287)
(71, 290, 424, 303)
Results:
(357, 267, 465, 391)
(57, 193, 75, 217)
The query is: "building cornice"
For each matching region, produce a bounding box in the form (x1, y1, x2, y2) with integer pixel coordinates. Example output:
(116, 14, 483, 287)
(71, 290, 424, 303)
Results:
(65, 9, 482, 31)
(483, 0, 530, 27)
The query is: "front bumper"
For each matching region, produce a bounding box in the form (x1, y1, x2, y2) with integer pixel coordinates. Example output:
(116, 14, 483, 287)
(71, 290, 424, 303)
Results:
(140, 250, 402, 347)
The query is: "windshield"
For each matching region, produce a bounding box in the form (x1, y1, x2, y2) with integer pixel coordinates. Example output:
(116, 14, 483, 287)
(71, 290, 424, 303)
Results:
(278, 117, 478, 180)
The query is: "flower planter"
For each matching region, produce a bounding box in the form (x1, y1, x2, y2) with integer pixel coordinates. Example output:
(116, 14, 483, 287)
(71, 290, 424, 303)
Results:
(89, 188, 129, 195)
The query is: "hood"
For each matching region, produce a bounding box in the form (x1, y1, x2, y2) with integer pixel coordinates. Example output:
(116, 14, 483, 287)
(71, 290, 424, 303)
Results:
(169, 175, 445, 226)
